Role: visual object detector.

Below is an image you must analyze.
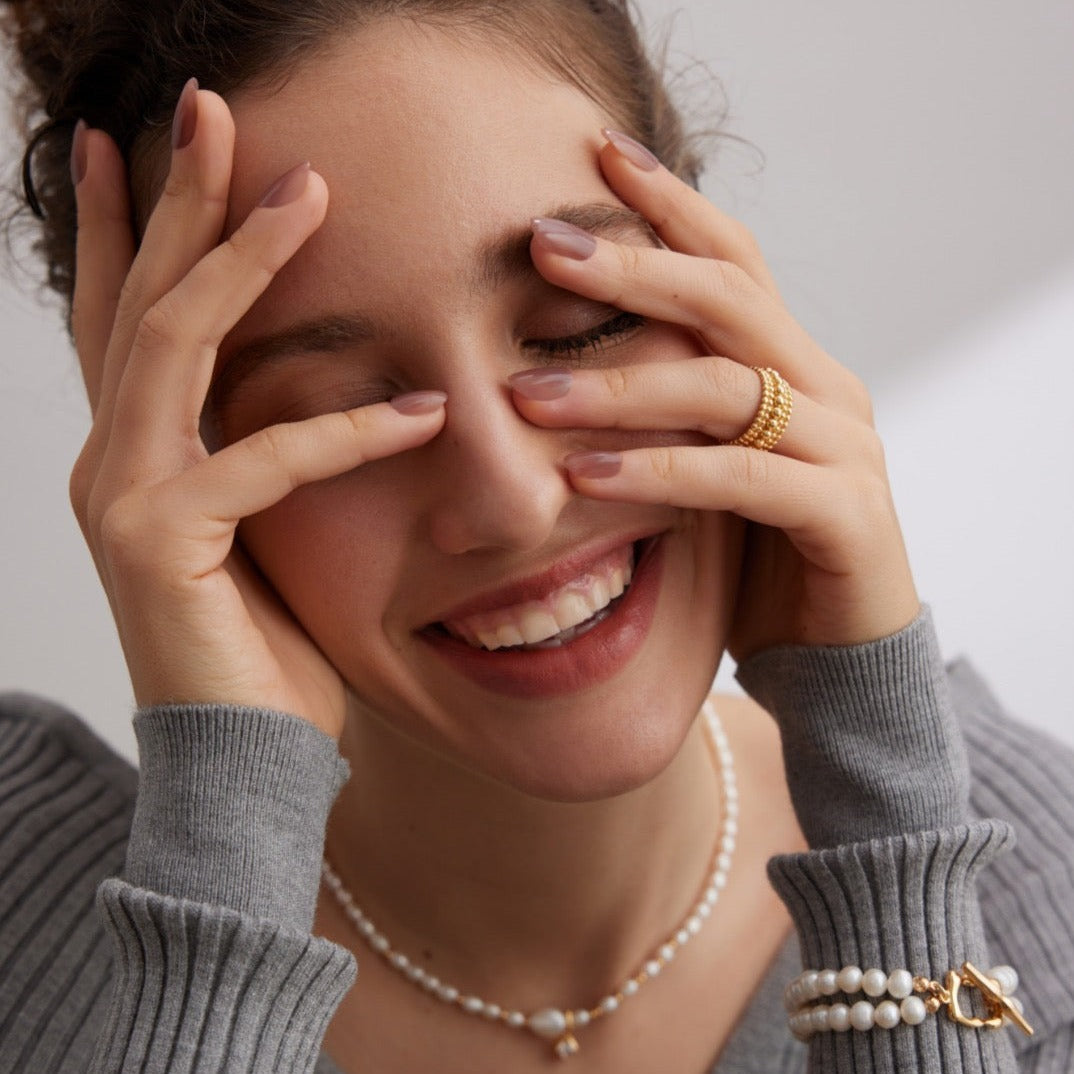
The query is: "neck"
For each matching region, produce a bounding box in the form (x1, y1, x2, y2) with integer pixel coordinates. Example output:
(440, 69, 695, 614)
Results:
(326, 702, 722, 1008)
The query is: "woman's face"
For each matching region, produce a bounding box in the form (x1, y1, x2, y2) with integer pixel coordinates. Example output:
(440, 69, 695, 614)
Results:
(212, 19, 742, 801)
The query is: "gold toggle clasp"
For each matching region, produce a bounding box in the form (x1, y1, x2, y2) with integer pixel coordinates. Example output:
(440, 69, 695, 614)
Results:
(914, 962, 1034, 1037)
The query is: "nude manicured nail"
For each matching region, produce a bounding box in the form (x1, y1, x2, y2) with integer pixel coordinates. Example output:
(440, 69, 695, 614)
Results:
(602, 128, 660, 172)
(259, 162, 312, 208)
(564, 451, 622, 479)
(531, 218, 597, 261)
(70, 120, 88, 188)
(509, 368, 572, 400)
(390, 390, 447, 415)
(171, 78, 199, 151)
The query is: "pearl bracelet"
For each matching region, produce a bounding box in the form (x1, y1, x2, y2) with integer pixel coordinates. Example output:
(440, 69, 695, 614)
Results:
(785, 961, 1033, 1041)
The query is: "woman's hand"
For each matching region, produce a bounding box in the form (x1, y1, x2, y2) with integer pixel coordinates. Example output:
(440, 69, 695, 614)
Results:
(513, 130, 920, 660)
(67, 84, 445, 738)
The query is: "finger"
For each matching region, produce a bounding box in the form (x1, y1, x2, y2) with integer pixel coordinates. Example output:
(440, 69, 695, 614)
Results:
(510, 359, 862, 466)
(152, 398, 447, 543)
(70, 124, 135, 409)
(105, 163, 329, 474)
(562, 444, 851, 555)
(599, 129, 781, 300)
(95, 83, 237, 430)
(529, 222, 866, 417)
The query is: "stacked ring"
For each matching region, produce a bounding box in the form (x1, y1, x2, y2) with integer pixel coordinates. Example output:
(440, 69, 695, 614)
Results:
(727, 366, 793, 452)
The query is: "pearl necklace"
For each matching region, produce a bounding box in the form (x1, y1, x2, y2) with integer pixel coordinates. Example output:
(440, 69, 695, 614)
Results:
(322, 699, 737, 1061)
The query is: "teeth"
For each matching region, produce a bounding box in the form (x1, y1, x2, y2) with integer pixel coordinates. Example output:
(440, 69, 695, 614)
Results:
(443, 544, 637, 651)
(495, 624, 525, 648)
(519, 608, 561, 645)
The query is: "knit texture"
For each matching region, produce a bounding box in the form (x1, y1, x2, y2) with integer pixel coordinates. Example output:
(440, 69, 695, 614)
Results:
(2, 614, 1072, 1073)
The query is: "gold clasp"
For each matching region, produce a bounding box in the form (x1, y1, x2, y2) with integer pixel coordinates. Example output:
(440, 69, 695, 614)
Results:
(916, 962, 1034, 1037)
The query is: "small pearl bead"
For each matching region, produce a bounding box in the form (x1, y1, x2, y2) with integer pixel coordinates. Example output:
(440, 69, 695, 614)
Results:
(371, 934, 390, 953)
(721, 834, 736, 855)
(645, 960, 662, 978)
(875, 1000, 901, 1029)
(506, 1011, 525, 1028)
(622, 979, 639, 996)
(850, 1001, 876, 1031)
(803, 971, 820, 1000)
(601, 996, 619, 1013)
(989, 965, 1019, 996)
(838, 965, 863, 993)
(887, 970, 914, 1000)
(862, 969, 888, 998)
(482, 1004, 501, 1020)
(696, 902, 712, 919)
(676, 928, 690, 946)
(811, 1005, 831, 1033)
(829, 1003, 852, 1032)
(574, 1009, 591, 1027)
(790, 1013, 812, 1041)
(660, 944, 676, 962)
(714, 872, 728, 890)
(717, 852, 732, 872)
(818, 970, 840, 996)
(900, 996, 928, 1026)
(390, 952, 409, 970)
(461, 996, 483, 1014)
(438, 985, 459, 1003)
(358, 920, 376, 938)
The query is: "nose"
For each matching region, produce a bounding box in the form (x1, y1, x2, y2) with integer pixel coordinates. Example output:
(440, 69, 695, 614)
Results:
(425, 379, 573, 556)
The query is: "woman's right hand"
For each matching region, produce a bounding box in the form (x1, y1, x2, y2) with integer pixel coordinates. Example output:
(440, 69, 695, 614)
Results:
(67, 84, 446, 740)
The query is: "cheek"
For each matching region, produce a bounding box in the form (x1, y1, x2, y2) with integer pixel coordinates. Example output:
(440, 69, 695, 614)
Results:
(237, 467, 410, 631)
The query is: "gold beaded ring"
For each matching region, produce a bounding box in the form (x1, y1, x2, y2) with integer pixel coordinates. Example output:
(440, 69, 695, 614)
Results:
(726, 366, 794, 452)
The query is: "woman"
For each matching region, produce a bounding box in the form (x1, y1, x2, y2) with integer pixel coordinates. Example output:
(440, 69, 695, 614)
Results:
(1, 1, 1071, 1071)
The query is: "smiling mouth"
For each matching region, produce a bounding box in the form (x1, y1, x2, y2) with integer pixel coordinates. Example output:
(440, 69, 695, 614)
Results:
(435, 542, 639, 652)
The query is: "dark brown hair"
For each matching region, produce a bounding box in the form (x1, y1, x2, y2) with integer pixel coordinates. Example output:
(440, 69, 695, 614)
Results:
(2, 0, 707, 317)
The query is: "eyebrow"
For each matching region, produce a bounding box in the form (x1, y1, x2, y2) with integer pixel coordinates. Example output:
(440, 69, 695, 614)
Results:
(211, 202, 659, 413)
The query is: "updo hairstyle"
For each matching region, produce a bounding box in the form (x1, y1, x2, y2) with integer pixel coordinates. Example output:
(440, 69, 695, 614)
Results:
(2, 0, 707, 322)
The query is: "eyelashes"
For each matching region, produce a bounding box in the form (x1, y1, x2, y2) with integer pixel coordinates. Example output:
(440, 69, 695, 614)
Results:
(523, 310, 646, 360)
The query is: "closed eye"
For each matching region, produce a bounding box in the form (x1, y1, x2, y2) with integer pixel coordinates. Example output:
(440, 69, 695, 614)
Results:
(523, 311, 646, 360)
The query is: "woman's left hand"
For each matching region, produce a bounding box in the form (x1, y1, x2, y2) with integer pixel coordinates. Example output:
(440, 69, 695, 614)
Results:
(513, 130, 920, 661)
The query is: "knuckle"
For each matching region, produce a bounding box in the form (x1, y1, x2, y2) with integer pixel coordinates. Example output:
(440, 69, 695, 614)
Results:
(730, 445, 771, 490)
(649, 447, 677, 483)
(135, 295, 184, 351)
(841, 370, 875, 423)
(97, 495, 151, 567)
(602, 365, 632, 401)
(700, 356, 746, 405)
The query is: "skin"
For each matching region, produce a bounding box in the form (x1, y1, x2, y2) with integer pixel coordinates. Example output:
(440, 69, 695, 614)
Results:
(66, 15, 919, 1073)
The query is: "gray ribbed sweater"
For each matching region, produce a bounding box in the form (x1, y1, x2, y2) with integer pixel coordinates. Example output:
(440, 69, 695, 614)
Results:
(1, 611, 1072, 1072)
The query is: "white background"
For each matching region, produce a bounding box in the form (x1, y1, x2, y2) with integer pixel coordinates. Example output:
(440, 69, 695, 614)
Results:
(2, 0, 1071, 761)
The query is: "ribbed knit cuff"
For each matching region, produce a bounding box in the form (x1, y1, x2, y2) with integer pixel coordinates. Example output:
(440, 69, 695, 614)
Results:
(127, 706, 349, 931)
(735, 607, 971, 847)
(768, 820, 1019, 1073)
(94, 879, 355, 1074)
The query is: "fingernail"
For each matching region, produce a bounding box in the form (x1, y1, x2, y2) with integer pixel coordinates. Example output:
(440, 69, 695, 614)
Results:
(259, 161, 312, 208)
(509, 368, 572, 400)
(390, 390, 447, 415)
(171, 78, 199, 151)
(602, 128, 661, 172)
(70, 120, 88, 188)
(564, 451, 622, 479)
(531, 218, 597, 261)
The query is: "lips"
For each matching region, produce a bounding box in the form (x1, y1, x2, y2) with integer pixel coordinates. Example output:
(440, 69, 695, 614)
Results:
(419, 534, 666, 699)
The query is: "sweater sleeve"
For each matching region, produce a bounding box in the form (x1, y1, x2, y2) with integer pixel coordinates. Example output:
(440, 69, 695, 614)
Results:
(736, 608, 1023, 1073)
(91, 705, 356, 1074)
